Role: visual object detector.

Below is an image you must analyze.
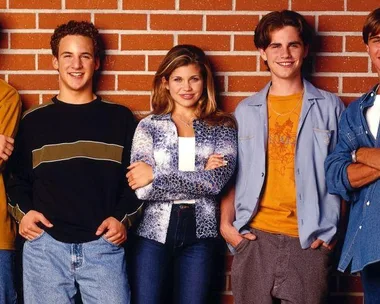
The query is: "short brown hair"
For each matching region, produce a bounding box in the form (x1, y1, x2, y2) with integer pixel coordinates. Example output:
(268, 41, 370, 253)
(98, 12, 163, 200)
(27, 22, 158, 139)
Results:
(363, 8, 380, 45)
(254, 10, 313, 50)
(50, 20, 104, 60)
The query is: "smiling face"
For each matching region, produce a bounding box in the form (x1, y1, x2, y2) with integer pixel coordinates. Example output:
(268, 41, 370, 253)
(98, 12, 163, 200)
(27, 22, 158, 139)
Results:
(162, 63, 204, 114)
(259, 26, 308, 84)
(367, 32, 380, 77)
(52, 35, 99, 101)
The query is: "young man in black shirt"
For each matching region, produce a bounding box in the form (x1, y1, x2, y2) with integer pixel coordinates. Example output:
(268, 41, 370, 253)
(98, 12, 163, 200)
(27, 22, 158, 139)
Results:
(7, 20, 141, 304)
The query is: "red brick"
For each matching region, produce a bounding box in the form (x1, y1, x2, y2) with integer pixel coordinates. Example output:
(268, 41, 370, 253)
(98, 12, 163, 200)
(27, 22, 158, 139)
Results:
(346, 36, 366, 52)
(215, 76, 225, 93)
(221, 294, 234, 304)
(0, 0, 5, 8)
(11, 33, 51, 50)
(236, 0, 288, 10)
(0, 54, 35, 70)
(39, 13, 91, 29)
(318, 15, 366, 32)
(42, 94, 56, 103)
(96, 74, 115, 91)
(102, 95, 151, 111)
(293, 0, 343, 11)
(0, 33, 8, 49)
(121, 35, 173, 51)
(338, 274, 363, 292)
(123, 0, 174, 9)
(95, 14, 146, 30)
(151, 14, 203, 31)
(310, 76, 339, 93)
(103, 34, 119, 50)
(343, 77, 378, 93)
(220, 95, 245, 113)
(178, 35, 230, 51)
(38, 55, 54, 70)
(207, 15, 258, 31)
(103, 55, 145, 71)
(315, 56, 368, 73)
(9, 0, 61, 9)
(228, 76, 271, 92)
(118, 75, 153, 91)
(210, 55, 257, 72)
(0, 13, 35, 29)
(341, 96, 358, 107)
(148, 55, 165, 72)
(180, 0, 231, 10)
(9, 75, 58, 90)
(234, 35, 255, 51)
(20, 94, 40, 110)
(66, 0, 117, 9)
(347, 0, 380, 11)
(314, 35, 343, 53)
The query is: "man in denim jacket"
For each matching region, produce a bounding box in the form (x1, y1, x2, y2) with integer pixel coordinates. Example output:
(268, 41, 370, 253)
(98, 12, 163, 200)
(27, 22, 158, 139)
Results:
(221, 10, 344, 304)
(325, 8, 380, 303)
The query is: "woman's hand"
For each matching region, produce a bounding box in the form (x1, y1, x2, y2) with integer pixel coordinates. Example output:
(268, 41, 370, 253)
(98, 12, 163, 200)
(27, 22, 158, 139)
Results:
(126, 161, 154, 190)
(205, 154, 227, 170)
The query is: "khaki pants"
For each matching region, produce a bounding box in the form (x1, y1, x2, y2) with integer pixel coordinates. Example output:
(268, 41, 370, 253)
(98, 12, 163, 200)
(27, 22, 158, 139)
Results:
(231, 228, 332, 304)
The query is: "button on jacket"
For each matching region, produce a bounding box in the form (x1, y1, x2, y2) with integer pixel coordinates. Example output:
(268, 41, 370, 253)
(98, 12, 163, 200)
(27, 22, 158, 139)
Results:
(131, 114, 238, 244)
(325, 84, 380, 273)
(234, 79, 344, 250)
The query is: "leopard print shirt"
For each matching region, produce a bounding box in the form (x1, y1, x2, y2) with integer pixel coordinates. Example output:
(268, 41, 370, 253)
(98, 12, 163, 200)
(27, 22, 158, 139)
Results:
(131, 113, 237, 244)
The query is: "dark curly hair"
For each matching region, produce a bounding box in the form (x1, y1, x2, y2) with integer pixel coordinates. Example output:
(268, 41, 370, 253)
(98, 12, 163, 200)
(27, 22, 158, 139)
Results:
(50, 20, 104, 60)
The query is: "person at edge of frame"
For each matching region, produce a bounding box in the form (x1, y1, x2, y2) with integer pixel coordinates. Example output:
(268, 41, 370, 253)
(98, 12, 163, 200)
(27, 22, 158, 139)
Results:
(126, 44, 238, 304)
(0, 77, 22, 303)
(220, 10, 345, 304)
(325, 8, 380, 304)
(6, 20, 142, 304)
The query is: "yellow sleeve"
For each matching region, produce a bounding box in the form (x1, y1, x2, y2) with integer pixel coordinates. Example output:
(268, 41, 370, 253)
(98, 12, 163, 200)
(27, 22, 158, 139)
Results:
(0, 79, 22, 169)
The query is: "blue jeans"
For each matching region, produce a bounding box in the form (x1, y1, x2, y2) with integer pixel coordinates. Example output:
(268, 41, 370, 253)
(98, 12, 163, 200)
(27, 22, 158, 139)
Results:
(23, 231, 130, 304)
(131, 204, 216, 304)
(361, 262, 380, 304)
(0, 250, 17, 304)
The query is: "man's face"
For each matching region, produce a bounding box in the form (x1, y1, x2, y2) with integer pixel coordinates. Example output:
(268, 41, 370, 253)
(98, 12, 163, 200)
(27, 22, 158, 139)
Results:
(52, 35, 99, 95)
(259, 26, 308, 83)
(366, 32, 380, 77)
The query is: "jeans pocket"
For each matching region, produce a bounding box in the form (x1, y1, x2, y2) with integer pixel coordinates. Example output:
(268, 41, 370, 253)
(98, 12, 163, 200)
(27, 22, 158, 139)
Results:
(234, 238, 250, 254)
(28, 230, 46, 243)
(101, 235, 121, 248)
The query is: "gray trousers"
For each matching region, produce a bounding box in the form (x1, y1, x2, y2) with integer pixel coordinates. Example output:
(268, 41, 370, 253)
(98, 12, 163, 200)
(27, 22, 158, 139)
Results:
(231, 228, 332, 304)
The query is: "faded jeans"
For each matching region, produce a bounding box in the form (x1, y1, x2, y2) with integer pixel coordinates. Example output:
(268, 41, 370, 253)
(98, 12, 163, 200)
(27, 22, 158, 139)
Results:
(23, 231, 130, 304)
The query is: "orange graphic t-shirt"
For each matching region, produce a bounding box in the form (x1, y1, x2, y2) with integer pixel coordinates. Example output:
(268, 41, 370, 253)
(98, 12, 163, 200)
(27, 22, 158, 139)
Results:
(250, 92, 303, 237)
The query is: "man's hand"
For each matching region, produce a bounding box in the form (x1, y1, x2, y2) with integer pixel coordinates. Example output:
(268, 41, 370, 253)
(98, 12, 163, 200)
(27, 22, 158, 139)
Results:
(0, 134, 14, 161)
(96, 216, 127, 246)
(126, 161, 154, 190)
(19, 210, 53, 241)
(310, 238, 336, 251)
(205, 154, 227, 170)
(220, 223, 256, 248)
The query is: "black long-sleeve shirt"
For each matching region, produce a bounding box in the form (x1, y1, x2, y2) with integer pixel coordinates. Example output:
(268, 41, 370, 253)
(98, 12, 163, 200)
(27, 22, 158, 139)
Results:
(7, 96, 141, 243)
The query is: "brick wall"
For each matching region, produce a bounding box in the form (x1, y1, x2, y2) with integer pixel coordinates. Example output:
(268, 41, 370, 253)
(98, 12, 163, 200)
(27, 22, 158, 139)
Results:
(1, 0, 379, 303)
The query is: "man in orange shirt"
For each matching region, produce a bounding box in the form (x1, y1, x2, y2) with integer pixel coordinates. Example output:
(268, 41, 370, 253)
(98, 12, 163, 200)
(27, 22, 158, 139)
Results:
(0, 79, 21, 304)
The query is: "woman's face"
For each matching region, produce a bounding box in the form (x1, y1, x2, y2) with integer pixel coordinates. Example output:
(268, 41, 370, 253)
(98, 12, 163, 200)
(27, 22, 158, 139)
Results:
(163, 64, 204, 112)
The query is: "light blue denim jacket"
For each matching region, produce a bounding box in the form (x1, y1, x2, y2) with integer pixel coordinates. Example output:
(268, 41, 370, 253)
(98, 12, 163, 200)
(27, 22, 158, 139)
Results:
(131, 114, 238, 244)
(325, 84, 380, 273)
(234, 79, 344, 249)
